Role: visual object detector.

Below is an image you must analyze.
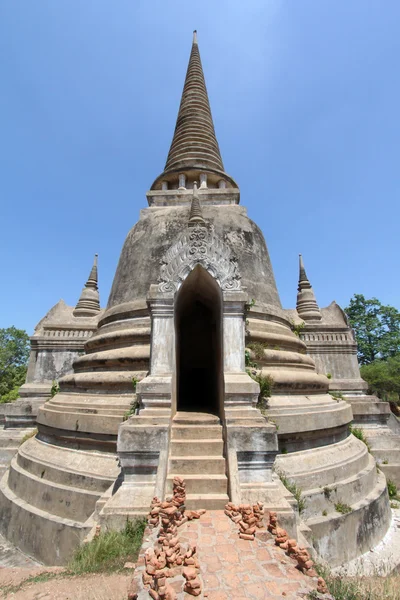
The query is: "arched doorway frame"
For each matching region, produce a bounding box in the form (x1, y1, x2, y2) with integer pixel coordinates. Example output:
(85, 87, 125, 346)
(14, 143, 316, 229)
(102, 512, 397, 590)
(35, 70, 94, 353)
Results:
(174, 264, 223, 415)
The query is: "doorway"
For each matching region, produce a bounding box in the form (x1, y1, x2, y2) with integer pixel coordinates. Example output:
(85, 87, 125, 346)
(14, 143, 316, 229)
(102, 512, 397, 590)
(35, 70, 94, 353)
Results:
(175, 266, 223, 415)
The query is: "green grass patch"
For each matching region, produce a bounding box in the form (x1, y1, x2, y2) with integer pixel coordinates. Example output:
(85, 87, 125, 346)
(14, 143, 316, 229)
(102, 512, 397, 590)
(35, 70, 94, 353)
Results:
(278, 472, 306, 514)
(20, 428, 37, 445)
(335, 501, 352, 514)
(387, 479, 398, 499)
(68, 518, 146, 574)
(348, 424, 371, 452)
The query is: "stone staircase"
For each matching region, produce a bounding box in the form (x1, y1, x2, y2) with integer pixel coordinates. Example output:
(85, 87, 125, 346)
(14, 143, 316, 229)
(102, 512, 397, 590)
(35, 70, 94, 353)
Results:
(166, 411, 229, 510)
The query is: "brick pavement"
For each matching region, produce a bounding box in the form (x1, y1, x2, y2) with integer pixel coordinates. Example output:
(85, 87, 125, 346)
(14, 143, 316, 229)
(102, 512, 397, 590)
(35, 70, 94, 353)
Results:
(133, 510, 325, 599)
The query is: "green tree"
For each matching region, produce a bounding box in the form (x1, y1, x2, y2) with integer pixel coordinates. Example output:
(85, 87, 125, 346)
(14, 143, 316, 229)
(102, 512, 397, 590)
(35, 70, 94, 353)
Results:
(361, 355, 400, 402)
(0, 327, 30, 403)
(344, 294, 400, 365)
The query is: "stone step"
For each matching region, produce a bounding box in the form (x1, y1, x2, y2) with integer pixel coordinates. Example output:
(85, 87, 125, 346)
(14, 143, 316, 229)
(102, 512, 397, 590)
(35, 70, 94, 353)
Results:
(171, 425, 222, 440)
(170, 439, 223, 456)
(301, 453, 378, 519)
(166, 474, 228, 494)
(0, 433, 30, 448)
(17, 437, 117, 492)
(184, 493, 229, 510)
(0, 448, 19, 464)
(8, 455, 100, 523)
(173, 412, 221, 426)
(373, 448, 400, 462)
(0, 470, 91, 565)
(380, 464, 400, 487)
(169, 456, 226, 475)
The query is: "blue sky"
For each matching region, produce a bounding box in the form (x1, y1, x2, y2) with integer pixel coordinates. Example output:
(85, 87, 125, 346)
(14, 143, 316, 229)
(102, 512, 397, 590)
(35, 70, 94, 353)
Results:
(1, 1, 399, 334)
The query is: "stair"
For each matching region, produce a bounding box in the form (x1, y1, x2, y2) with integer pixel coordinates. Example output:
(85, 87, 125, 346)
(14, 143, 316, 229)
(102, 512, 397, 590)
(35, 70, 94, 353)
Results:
(167, 412, 229, 510)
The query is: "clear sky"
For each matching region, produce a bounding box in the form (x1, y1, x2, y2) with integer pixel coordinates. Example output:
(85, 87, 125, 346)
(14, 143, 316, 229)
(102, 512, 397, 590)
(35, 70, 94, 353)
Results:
(1, 1, 399, 334)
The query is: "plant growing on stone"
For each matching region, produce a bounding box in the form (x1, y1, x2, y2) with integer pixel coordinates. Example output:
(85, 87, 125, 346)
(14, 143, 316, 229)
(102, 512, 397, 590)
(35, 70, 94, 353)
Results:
(387, 479, 398, 499)
(289, 319, 305, 337)
(326, 372, 332, 379)
(245, 349, 257, 368)
(247, 369, 274, 411)
(50, 380, 60, 398)
(247, 341, 268, 360)
(334, 502, 352, 514)
(20, 428, 37, 445)
(278, 473, 306, 514)
(348, 424, 371, 452)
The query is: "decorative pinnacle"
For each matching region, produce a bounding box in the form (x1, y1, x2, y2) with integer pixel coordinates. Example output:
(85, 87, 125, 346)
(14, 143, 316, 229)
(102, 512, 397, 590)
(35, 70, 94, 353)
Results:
(188, 182, 205, 227)
(298, 254, 308, 285)
(73, 254, 101, 317)
(296, 254, 321, 322)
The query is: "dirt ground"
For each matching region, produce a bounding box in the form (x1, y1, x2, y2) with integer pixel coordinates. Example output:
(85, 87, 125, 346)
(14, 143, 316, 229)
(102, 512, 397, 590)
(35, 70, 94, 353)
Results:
(0, 566, 133, 600)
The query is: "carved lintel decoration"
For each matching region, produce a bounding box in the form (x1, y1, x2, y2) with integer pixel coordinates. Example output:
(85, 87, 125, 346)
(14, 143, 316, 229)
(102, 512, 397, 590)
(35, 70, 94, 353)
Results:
(158, 224, 241, 293)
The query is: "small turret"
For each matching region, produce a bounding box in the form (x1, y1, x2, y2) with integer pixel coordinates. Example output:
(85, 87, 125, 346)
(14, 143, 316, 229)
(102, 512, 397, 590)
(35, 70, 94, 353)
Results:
(73, 254, 101, 317)
(296, 254, 322, 321)
(188, 182, 206, 227)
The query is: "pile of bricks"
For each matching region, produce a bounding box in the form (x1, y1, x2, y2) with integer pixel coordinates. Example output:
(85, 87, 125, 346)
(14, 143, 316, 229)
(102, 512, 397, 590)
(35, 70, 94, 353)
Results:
(183, 565, 201, 597)
(148, 497, 162, 529)
(224, 502, 265, 540)
(267, 511, 328, 595)
(135, 478, 204, 599)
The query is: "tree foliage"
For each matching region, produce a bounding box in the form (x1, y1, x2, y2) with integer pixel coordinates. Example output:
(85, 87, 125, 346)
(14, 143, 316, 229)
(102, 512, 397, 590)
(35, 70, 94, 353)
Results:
(360, 355, 400, 402)
(344, 294, 400, 365)
(0, 327, 30, 403)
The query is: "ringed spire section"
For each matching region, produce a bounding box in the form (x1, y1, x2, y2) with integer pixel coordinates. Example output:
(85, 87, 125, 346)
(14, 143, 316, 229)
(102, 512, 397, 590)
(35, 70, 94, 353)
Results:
(151, 31, 238, 192)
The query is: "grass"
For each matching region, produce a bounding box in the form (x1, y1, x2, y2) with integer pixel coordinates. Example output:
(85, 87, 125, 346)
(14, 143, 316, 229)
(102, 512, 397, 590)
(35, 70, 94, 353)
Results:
(309, 564, 400, 600)
(335, 501, 352, 514)
(278, 472, 306, 514)
(0, 519, 146, 597)
(20, 428, 37, 444)
(387, 479, 398, 499)
(68, 518, 146, 574)
(349, 424, 372, 452)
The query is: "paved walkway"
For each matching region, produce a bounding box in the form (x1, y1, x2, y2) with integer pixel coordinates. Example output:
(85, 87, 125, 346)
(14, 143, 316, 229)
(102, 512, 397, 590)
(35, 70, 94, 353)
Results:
(136, 510, 321, 599)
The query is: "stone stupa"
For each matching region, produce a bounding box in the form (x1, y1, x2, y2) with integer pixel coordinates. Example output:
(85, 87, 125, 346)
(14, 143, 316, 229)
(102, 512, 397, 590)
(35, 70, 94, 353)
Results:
(0, 31, 391, 567)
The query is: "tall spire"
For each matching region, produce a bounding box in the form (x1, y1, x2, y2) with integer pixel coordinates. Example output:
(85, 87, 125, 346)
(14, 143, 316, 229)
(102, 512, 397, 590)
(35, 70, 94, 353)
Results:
(73, 254, 101, 317)
(150, 31, 237, 191)
(296, 254, 322, 322)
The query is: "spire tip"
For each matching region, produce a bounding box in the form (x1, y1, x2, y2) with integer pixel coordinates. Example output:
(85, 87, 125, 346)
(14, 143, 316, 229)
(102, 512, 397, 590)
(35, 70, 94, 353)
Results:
(193, 30, 198, 44)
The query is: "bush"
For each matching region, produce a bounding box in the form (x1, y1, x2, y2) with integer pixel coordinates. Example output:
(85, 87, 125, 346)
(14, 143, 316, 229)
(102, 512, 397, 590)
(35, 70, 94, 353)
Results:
(387, 479, 398, 499)
(68, 518, 146, 574)
(0, 385, 20, 404)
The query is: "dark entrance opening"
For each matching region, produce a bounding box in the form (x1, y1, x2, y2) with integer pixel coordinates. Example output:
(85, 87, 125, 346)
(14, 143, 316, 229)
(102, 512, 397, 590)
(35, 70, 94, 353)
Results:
(175, 266, 223, 414)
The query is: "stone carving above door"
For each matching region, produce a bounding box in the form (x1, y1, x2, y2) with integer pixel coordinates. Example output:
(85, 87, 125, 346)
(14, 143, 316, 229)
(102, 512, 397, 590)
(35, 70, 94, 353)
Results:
(158, 224, 242, 293)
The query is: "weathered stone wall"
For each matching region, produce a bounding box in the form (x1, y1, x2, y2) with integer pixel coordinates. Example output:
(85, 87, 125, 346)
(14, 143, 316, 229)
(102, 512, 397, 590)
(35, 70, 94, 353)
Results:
(107, 205, 282, 312)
